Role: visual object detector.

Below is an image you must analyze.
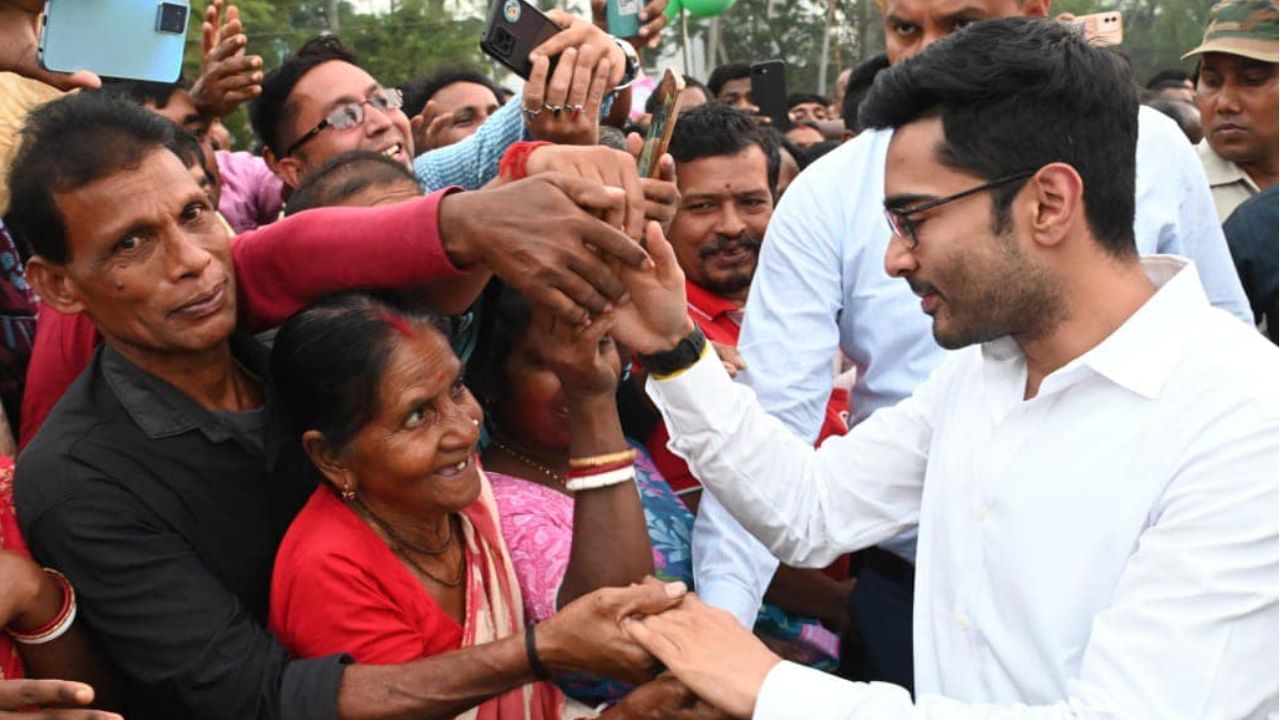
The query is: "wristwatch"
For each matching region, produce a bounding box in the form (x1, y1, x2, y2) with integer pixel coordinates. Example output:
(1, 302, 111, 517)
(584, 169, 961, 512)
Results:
(639, 327, 707, 377)
(611, 37, 641, 91)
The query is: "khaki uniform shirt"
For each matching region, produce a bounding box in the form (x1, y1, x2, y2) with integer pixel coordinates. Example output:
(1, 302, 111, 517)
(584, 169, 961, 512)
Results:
(1198, 140, 1262, 222)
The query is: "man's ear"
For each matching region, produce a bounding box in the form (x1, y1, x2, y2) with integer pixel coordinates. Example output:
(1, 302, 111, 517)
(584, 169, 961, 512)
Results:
(263, 146, 304, 191)
(301, 429, 356, 493)
(1027, 163, 1084, 249)
(25, 257, 86, 315)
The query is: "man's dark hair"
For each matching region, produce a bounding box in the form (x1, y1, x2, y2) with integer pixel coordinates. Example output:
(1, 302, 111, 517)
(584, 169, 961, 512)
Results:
(167, 129, 210, 175)
(787, 92, 829, 110)
(103, 77, 192, 110)
(644, 76, 708, 115)
(1146, 68, 1193, 91)
(1144, 97, 1200, 143)
(801, 139, 842, 169)
(670, 103, 779, 192)
(859, 18, 1138, 257)
(843, 53, 890, 133)
(285, 149, 418, 216)
(707, 62, 751, 99)
(399, 68, 502, 119)
(250, 35, 360, 157)
(6, 92, 176, 264)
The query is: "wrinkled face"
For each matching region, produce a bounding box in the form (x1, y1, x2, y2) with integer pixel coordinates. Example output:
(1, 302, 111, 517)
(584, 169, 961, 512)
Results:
(670, 146, 773, 300)
(881, 0, 1036, 63)
(790, 101, 829, 124)
(48, 148, 237, 358)
(1196, 53, 1279, 167)
(497, 326, 620, 451)
(883, 117, 1063, 349)
(344, 326, 484, 515)
(283, 61, 413, 180)
(424, 81, 501, 149)
(716, 77, 759, 114)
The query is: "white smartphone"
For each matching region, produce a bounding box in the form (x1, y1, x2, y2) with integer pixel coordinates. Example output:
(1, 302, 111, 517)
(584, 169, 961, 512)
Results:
(39, 0, 190, 83)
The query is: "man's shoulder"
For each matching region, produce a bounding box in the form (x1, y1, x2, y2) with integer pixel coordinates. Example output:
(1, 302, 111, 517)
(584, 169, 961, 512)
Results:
(767, 128, 893, 241)
(1170, 307, 1280, 422)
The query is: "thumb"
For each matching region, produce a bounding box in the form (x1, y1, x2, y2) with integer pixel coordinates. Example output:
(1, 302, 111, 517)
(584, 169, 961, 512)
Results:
(546, 173, 628, 219)
(21, 64, 101, 92)
(626, 131, 644, 159)
(657, 154, 676, 183)
(612, 578, 688, 620)
(644, 221, 682, 285)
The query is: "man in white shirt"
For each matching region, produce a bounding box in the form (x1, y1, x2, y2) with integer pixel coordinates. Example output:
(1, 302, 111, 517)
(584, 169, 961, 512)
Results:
(692, 0, 1258, 689)
(610, 17, 1279, 718)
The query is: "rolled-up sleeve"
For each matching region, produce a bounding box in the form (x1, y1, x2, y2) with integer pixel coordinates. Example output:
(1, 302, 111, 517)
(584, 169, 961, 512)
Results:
(414, 99, 524, 191)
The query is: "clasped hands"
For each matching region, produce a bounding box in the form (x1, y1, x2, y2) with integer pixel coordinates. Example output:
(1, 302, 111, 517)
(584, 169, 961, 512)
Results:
(548, 577, 780, 720)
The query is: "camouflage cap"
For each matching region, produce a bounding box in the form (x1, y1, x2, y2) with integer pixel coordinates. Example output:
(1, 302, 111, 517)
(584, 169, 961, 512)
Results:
(1182, 0, 1278, 63)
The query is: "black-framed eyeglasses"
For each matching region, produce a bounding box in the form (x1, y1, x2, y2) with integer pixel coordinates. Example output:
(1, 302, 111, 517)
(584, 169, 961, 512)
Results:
(283, 87, 404, 157)
(883, 170, 1036, 250)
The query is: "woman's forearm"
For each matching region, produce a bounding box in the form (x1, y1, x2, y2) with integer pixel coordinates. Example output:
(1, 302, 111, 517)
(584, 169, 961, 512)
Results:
(558, 394, 654, 608)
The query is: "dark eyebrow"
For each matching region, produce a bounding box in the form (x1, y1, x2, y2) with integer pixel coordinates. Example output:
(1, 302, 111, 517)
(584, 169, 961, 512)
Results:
(884, 193, 936, 211)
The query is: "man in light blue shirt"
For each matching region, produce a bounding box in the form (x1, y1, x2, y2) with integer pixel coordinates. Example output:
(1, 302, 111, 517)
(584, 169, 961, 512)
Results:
(693, 0, 1254, 691)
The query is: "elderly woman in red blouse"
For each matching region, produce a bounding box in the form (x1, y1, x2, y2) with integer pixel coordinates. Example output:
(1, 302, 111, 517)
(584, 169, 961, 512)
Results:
(267, 292, 671, 720)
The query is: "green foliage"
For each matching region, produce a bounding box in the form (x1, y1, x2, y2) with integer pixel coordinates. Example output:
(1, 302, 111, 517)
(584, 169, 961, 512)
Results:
(182, 0, 495, 149)
(693, 0, 1214, 93)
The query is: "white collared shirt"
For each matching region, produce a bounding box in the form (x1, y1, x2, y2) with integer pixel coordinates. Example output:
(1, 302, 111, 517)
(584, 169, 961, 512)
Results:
(691, 107, 1256, 628)
(650, 257, 1279, 719)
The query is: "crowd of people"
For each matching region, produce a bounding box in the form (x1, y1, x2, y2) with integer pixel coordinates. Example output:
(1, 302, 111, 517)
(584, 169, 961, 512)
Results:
(0, 0, 1275, 718)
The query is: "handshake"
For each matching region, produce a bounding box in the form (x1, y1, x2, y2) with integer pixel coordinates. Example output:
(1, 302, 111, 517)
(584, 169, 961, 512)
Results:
(541, 578, 781, 720)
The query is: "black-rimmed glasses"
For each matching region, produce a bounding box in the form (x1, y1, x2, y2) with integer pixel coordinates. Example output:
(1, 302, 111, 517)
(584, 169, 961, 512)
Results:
(283, 87, 404, 157)
(884, 170, 1036, 250)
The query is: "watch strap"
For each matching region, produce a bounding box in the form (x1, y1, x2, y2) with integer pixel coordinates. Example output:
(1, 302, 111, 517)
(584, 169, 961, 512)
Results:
(640, 326, 707, 378)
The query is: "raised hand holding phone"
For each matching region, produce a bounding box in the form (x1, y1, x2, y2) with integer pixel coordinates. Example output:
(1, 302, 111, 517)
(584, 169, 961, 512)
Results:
(0, 0, 99, 89)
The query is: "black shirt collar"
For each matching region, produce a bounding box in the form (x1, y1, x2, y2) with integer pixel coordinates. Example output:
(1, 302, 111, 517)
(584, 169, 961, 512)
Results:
(101, 331, 272, 446)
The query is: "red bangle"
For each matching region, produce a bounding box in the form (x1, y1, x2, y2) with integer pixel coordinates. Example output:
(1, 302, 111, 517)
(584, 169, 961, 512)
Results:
(498, 141, 553, 181)
(7, 568, 73, 641)
(566, 458, 635, 479)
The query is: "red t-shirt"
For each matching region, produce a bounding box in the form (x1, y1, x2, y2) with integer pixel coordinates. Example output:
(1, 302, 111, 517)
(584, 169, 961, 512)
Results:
(646, 281, 849, 494)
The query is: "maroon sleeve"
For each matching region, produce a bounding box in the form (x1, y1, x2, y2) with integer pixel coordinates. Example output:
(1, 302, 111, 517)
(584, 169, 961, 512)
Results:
(231, 189, 466, 332)
(19, 305, 100, 450)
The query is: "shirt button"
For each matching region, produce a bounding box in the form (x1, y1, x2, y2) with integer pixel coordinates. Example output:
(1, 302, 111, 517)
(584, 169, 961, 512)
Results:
(977, 507, 989, 523)
(955, 612, 970, 631)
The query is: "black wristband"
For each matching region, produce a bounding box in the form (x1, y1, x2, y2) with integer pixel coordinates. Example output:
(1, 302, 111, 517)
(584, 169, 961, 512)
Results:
(525, 624, 552, 680)
(639, 326, 707, 377)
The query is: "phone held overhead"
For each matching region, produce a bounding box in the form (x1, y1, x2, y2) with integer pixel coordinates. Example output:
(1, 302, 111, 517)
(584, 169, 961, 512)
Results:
(39, 0, 190, 83)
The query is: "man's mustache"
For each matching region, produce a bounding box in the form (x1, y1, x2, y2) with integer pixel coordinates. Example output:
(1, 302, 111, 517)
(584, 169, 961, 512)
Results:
(697, 232, 762, 259)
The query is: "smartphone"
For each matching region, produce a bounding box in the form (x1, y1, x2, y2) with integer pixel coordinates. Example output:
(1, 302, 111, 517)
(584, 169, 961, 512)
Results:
(638, 68, 686, 178)
(480, 0, 561, 80)
(607, 0, 642, 39)
(750, 60, 790, 130)
(1072, 11, 1123, 47)
(39, 0, 189, 83)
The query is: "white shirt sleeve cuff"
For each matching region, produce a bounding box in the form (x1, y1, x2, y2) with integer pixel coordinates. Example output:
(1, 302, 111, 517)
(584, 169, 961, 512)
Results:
(697, 579, 765, 629)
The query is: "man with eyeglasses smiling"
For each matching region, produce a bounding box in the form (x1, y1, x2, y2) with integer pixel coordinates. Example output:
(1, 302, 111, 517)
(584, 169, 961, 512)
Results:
(604, 18, 1278, 718)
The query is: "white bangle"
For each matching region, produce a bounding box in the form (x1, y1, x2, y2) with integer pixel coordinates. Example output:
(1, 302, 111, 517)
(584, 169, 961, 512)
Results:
(10, 600, 77, 645)
(565, 465, 635, 492)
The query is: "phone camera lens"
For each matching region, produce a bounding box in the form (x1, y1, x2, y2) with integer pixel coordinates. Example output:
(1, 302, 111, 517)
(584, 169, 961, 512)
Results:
(491, 26, 515, 55)
(156, 3, 188, 34)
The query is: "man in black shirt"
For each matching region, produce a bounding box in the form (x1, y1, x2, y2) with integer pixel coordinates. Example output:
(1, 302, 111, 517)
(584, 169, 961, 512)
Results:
(10, 92, 684, 720)
(1223, 186, 1279, 344)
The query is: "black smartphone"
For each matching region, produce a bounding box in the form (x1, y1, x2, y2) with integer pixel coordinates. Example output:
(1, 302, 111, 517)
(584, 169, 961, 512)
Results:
(480, 0, 561, 80)
(750, 59, 790, 130)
